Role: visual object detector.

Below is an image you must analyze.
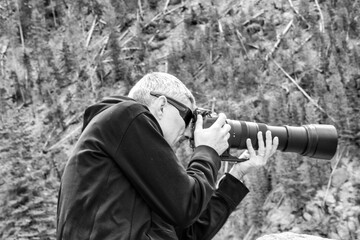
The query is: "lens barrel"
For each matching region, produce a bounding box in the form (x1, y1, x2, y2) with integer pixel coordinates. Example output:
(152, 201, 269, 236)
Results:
(226, 120, 338, 160)
(204, 118, 338, 160)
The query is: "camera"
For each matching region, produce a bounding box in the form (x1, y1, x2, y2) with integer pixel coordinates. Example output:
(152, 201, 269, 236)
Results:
(192, 108, 338, 162)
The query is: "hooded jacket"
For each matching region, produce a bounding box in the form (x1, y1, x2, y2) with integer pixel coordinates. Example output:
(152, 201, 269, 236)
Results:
(56, 96, 249, 240)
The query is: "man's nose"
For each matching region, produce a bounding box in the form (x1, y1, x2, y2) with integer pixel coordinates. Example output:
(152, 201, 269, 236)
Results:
(183, 126, 193, 139)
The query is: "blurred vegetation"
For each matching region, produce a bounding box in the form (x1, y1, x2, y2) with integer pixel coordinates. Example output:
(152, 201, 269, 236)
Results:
(0, 0, 359, 239)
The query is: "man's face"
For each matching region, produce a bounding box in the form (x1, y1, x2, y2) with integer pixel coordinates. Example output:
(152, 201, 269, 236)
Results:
(160, 98, 193, 148)
(150, 93, 194, 148)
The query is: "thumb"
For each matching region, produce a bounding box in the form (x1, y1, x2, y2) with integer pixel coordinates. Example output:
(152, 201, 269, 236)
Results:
(195, 114, 203, 130)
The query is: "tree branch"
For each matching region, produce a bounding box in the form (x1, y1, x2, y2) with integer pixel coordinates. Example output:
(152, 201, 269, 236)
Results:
(314, 0, 325, 33)
(221, 1, 242, 18)
(193, 54, 222, 78)
(85, 16, 97, 48)
(288, 0, 310, 29)
(322, 146, 344, 208)
(43, 125, 82, 153)
(163, 0, 170, 12)
(138, 0, 144, 20)
(16, 0, 25, 52)
(242, 10, 265, 26)
(143, 3, 185, 29)
(265, 19, 293, 61)
(236, 30, 249, 60)
(294, 34, 312, 53)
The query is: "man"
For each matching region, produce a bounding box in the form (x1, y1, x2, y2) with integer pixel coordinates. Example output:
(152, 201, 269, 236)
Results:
(57, 72, 278, 239)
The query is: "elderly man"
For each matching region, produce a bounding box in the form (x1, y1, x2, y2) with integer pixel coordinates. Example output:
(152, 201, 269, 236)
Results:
(57, 72, 278, 239)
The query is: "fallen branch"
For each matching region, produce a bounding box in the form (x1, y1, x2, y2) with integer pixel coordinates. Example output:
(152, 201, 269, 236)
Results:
(42, 126, 57, 152)
(221, 1, 242, 18)
(294, 34, 312, 53)
(51, 3, 57, 28)
(15, 1, 25, 52)
(265, 19, 293, 61)
(163, 19, 184, 34)
(193, 54, 222, 78)
(218, 20, 223, 34)
(243, 225, 255, 240)
(119, 29, 131, 46)
(121, 47, 142, 51)
(0, 38, 8, 76)
(143, 4, 185, 29)
(121, 36, 135, 48)
(154, 54, 170, 62)
(322, 146, 344, 208)
(273, 60, 337, 123)
(163, 0, 170, 12)
(242, 10, 265, 26)
(85, 16, 97, 48)
(288, 0, 310, 29)
(93, 36, 109, 62)
(236, 30, 249, 60)
(314, 0, 325, 33)
(44, 125, 82, 153)
(90, 28, 129, 63)
(138, 0, 144, 20)
(64, 114, 81, 128)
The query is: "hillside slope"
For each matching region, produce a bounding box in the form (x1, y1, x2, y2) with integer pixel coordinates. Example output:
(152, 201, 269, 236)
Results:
(0, 0, 359, 239)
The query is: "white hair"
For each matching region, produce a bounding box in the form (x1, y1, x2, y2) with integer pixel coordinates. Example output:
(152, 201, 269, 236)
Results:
(128, 72, 196, 108)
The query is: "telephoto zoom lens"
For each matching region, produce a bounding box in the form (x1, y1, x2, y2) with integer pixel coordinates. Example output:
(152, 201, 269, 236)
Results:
(226, 120, 338, 160)
(203, 117, 338, 160)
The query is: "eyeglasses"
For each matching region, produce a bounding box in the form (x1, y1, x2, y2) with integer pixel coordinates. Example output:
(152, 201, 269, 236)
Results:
(150, 91, 193, 128)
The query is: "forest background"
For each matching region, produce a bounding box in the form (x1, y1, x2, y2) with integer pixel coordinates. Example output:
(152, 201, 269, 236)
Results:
(0, 0, 359, 239)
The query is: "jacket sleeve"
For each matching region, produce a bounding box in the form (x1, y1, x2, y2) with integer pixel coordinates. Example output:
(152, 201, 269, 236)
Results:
(112, 110, 222, 227)
(176, 173, 249, 240)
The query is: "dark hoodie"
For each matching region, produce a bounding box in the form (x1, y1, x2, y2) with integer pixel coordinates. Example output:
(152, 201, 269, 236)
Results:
(56, 96, 249, 240)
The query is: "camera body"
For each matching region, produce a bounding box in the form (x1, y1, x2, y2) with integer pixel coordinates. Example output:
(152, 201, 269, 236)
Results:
(192, 108, 338, 161)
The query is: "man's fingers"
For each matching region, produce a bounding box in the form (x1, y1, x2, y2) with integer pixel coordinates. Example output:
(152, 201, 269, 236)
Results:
(257, 131, 265, 153)
(211, 113, 227, 128)
(195, 114, 203, 130)
(271, 136, 279, 154)
(225, 132, 231, 140)
(246, 138, 256, 156)
(264, 131, 273, 156)
(222, 123, 231, 133)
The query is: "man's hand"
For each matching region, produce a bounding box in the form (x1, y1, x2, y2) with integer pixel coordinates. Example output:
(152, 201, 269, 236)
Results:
(194, 113, 231, 155)
(229, 131, 279, 180)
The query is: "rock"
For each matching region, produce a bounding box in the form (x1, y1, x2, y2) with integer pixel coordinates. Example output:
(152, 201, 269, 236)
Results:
(256, 232, 335, 240)
(331, 168, 349, 187)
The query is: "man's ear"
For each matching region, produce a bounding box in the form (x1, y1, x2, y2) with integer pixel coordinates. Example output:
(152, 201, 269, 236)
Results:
(150, 95, 167, 120)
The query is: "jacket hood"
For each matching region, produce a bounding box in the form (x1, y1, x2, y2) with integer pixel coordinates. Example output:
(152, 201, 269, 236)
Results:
(81, 96, 137, 132)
